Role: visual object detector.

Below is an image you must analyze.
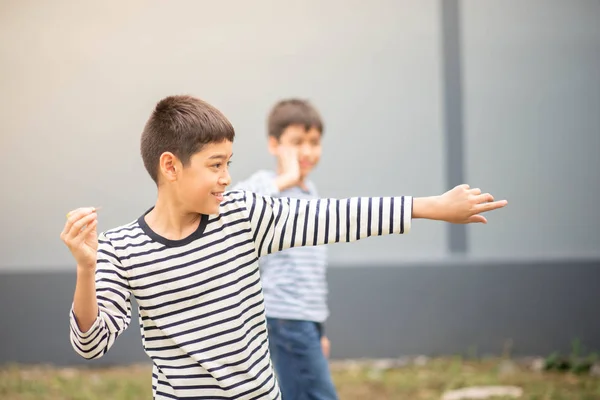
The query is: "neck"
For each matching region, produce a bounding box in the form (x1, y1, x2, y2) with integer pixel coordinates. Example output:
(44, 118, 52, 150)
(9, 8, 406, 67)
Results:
(145, 188, 201, 240)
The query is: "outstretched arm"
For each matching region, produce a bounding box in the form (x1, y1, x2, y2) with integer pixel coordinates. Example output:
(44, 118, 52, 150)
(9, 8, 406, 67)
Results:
(238, 184, 506, 257)
(240, 191, 412, 257)
(412, 184, 506, 224)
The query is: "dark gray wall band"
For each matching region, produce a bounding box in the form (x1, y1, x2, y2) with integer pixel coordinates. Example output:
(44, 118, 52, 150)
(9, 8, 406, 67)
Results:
(1, 260, 598, 366)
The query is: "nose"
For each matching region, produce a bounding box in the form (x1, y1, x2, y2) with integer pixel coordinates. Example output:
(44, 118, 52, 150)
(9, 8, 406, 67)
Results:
(300, 143, 311, 157)
(219, 169, 231, 187)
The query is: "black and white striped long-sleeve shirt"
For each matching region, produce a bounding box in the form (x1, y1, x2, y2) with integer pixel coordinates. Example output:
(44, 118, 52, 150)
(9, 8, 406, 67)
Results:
(69, 189, 412, 399)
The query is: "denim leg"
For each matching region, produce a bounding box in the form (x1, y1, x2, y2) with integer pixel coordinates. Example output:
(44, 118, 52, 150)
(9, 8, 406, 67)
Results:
(267, 318, 338, 400)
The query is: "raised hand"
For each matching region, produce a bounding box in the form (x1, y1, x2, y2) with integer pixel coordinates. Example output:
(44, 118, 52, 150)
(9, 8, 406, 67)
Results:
(60, 207, 99, 270)
(275, 145, 307, 191)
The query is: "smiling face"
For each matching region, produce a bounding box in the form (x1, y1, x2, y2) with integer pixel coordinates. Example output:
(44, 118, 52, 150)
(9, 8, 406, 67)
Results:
(269, 124, 322, 179)
(159, 140, 233, 215)
(266, 99, 324, 179)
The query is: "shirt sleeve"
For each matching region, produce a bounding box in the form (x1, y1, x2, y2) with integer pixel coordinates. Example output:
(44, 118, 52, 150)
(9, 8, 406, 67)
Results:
(69, 233, 132, 360)
(239, 191, 413, 257)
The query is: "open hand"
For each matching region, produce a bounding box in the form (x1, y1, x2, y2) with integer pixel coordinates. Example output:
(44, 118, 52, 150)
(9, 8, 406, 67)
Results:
(437, 184, 508, 224)
(60, 207, 99, 270)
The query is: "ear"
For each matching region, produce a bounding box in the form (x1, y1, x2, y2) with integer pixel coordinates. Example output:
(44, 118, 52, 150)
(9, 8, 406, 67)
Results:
(158, 152, 181, 182)
(267, 136, 280, 156)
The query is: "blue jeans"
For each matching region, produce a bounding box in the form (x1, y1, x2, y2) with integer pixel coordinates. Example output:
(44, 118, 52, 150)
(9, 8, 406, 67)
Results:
(267, 318, 338, 400)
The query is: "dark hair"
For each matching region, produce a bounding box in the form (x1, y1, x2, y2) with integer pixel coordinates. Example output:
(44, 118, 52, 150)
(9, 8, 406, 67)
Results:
(267, 98, 323, 140)
(140, 95, 235, 183)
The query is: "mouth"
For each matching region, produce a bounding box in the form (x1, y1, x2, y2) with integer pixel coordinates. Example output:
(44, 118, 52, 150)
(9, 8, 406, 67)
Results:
(211, 192, 224, 202)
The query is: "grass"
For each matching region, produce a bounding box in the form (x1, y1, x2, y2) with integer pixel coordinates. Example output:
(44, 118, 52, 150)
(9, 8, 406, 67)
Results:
(0, 358, 598, 399)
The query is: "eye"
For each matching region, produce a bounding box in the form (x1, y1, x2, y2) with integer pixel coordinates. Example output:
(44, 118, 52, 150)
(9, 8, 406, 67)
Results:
(212, 161, 231, 169)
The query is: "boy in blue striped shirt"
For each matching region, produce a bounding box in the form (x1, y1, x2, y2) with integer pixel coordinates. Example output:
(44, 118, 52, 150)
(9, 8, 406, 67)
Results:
(233, 99, 337, 399)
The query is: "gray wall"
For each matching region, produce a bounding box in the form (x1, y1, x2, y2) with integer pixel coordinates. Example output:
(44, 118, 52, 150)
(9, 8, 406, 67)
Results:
(0, 0, 447, 270)
(461, 0, 600, 259)
(1, 0, 599, 365)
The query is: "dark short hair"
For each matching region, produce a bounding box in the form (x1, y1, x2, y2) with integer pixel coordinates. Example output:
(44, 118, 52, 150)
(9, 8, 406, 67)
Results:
(140, 95, 235, 183)
(267, 98, 323, 140)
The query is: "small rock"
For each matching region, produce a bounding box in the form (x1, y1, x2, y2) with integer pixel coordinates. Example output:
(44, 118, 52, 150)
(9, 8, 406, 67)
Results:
(530, 358, 546, 372)
(371, 359, 396, 371)
(441, 386, 523, 400)
(590, 363, 600, 377)
(414, 355, 430, 367)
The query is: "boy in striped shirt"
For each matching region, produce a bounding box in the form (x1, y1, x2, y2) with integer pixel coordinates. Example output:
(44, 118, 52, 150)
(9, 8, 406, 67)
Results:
(232, 99, 339, 399)
(60, 95, 507, 400)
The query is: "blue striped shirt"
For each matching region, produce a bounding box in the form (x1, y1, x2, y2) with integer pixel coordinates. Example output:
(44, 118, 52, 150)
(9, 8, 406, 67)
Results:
(233, 170, 330, 323)
(69, 189, 412, 399)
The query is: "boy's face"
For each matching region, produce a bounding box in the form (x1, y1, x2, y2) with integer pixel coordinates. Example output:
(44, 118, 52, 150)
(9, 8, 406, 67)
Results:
(269, 124, 322, 179)
(165, 140, 233, 215)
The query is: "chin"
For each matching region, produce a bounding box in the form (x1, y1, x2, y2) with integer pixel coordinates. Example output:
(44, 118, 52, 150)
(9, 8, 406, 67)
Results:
(207, 206, 221, 215)
(301, 165, 316, 175)
(196, 205, 220, 215)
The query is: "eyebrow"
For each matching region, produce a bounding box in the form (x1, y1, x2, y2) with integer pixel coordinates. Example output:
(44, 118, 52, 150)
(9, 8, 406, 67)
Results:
(208, 153, 233, 160)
